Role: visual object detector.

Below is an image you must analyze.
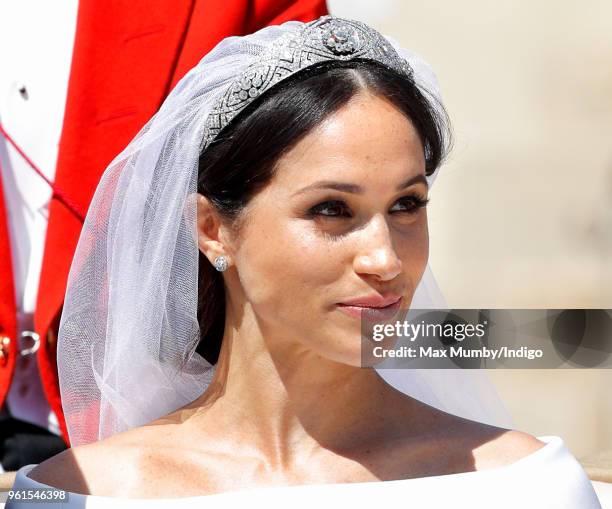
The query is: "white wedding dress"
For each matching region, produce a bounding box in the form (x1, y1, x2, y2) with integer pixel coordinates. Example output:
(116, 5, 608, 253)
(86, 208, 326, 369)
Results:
(5, 436, 602, 508)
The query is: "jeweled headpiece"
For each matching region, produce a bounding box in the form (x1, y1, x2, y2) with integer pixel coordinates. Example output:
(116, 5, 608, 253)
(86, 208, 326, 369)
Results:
(203, 15, 414, 150)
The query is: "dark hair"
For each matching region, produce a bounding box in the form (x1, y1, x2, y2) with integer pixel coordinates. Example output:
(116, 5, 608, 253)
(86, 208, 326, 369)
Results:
(196, 60, 452, 364)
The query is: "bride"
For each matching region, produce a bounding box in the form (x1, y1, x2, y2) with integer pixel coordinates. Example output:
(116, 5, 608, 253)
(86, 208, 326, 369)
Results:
(8, 15, 601, 508)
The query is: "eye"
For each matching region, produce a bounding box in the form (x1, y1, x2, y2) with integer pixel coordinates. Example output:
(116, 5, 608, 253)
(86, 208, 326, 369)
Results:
(307, 200, 351, 218)
(390, 195, 430, 215)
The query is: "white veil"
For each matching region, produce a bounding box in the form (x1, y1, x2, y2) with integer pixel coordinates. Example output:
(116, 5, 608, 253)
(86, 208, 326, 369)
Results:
(57, 15, 513, 447)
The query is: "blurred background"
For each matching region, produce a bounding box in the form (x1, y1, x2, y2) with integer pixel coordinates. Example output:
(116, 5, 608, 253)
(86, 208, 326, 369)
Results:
(328, 0, 612, 461)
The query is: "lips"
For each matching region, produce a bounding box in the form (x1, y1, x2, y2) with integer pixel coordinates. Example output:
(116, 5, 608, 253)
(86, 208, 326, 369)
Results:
(336, 295, 403, 322)
(338, 294, 402, 308)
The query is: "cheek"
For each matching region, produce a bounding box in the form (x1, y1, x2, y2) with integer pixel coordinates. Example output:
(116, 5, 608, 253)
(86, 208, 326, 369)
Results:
(391, 216, 429, 286)
(234, 219, 340, 312)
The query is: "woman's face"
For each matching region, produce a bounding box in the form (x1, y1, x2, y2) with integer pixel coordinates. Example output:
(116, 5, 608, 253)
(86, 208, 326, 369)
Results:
(225, 92, 430, 366)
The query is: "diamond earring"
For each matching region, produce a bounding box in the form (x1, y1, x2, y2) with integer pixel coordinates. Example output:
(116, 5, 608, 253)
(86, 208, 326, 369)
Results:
(213, 255, 229, 272)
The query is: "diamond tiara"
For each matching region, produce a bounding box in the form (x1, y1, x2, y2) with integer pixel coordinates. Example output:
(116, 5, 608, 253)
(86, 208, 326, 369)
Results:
(202, 15, 414, 151)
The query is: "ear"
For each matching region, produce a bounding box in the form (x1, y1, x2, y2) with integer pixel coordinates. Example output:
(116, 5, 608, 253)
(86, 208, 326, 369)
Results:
(194, 193, 234, 265)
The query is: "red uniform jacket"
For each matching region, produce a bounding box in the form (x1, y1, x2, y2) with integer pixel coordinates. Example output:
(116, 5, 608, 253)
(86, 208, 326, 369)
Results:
(0, 0, 327, 445)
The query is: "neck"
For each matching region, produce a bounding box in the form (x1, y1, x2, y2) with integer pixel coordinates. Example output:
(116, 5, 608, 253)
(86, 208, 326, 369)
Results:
(182, 306, 421, 469)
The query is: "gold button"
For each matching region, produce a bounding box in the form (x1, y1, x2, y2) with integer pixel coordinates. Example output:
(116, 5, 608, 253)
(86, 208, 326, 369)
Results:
(0, 335, 9, 367)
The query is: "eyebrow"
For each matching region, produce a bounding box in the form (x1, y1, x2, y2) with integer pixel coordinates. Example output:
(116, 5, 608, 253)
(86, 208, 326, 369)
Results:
(292, 174, 429, 197)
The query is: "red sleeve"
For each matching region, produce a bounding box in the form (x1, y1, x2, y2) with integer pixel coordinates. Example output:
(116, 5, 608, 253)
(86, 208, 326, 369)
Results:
(0, 173, 18, 408)
(170, 0, 328, 89)
(244, 0, 328, 34)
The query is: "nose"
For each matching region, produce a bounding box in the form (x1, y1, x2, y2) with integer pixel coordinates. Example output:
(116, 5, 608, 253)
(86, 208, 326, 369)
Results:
(352, 214, 402, 282)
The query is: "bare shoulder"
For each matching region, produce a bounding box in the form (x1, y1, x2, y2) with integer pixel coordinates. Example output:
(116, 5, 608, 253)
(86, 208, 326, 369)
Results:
(27, 443, 119, 495)
(27, 426, 167, 496)
(463, 424, 548, 471)
(408, 403, 547, 470)
(388, 401, 548, 477)
(414, 403, 547, 466)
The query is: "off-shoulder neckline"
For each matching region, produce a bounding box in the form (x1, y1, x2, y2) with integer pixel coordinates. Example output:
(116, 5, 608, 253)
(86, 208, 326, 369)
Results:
(17, 435, 563, 502)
